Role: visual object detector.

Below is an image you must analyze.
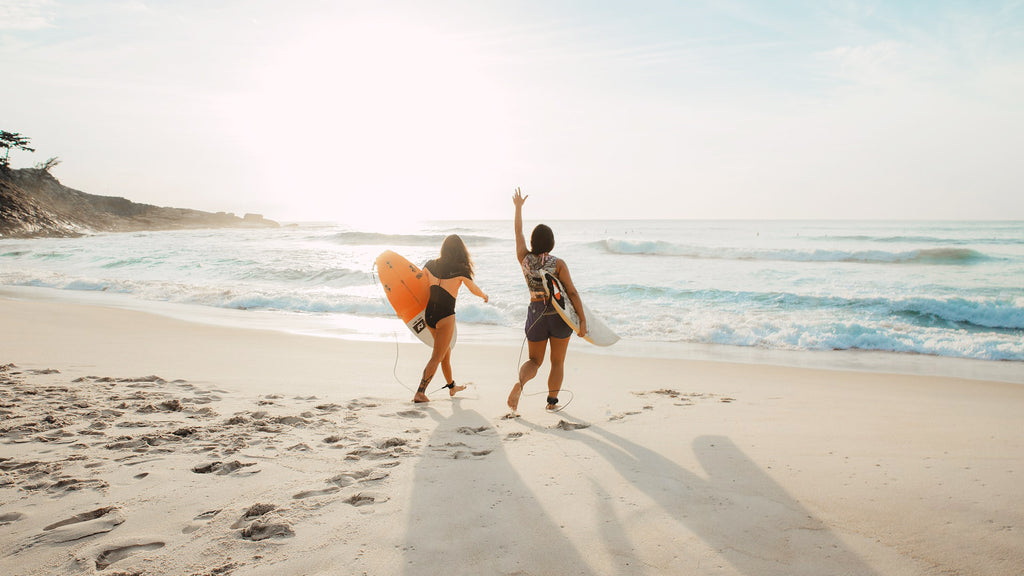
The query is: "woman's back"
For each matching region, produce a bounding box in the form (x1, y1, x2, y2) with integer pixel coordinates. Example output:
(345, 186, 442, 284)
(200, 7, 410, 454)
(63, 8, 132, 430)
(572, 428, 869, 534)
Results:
(521, 253, 560, 299)
(425, 258, 470, 298)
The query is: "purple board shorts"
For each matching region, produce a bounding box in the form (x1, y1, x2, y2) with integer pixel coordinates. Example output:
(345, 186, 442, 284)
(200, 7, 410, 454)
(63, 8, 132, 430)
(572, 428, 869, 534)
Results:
(525, 300, 573, 341)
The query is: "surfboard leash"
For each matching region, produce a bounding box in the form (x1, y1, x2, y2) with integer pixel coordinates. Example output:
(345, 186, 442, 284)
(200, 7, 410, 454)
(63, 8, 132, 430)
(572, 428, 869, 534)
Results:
(515, 324, 575, 413)
(371, 261, 417, 395)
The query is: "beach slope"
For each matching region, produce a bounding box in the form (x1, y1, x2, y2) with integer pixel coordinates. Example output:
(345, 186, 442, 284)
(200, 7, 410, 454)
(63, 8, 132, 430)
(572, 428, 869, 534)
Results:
(1, 295, 1021, 575)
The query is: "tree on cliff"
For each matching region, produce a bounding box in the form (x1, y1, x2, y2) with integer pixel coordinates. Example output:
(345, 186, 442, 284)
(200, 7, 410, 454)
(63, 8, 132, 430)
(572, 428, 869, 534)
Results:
(1, 131, 35, 172)
(34, 157, 61, 173)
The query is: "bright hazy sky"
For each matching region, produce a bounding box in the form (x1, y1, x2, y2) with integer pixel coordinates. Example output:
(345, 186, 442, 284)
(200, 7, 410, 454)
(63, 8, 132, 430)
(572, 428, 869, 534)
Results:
(2, 1, 1023, 224)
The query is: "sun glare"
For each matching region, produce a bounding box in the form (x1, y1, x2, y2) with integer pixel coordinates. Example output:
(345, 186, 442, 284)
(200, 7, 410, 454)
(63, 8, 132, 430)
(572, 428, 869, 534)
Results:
(223, 15, 517, 224)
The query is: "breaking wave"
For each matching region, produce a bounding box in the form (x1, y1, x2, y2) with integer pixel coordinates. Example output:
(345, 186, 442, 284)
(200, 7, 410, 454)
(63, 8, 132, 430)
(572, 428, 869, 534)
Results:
(595, 239, 990, 265)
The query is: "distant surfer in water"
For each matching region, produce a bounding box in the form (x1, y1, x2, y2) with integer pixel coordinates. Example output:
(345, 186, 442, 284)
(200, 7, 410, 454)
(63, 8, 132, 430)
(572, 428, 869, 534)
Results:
(414, 234, 489, 403)
(507, 188, 588, 412)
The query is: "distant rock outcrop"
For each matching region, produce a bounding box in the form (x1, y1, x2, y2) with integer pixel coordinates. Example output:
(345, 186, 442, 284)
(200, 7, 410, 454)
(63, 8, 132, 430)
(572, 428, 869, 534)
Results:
(0, 168, 279, 238)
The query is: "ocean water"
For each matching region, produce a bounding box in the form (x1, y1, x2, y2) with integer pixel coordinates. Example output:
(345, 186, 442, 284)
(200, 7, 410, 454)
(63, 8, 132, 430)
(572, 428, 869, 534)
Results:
(2, 220, 1022, 376)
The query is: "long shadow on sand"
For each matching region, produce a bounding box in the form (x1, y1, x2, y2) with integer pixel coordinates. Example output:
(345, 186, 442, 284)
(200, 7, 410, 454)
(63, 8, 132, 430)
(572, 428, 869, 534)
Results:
(403, 401, 599, 576)
(525, 415, 882, 576)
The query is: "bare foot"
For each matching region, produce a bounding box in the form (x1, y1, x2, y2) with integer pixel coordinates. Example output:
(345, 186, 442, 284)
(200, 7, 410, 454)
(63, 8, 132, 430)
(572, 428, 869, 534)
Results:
(448, 383, 467, 397)
(546, 395, 559, 411)
(507, 382, 524, 412)
(413, 393, 430, 403)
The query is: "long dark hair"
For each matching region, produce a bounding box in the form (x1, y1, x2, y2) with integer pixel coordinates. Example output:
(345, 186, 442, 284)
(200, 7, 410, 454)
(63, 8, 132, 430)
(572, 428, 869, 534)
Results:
(438, 234, 474, 278)
(530, 224, 554, 255)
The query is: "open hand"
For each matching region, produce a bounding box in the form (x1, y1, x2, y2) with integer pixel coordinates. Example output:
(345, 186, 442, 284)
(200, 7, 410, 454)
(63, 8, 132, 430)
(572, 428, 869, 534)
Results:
(513, 187, 528, 207)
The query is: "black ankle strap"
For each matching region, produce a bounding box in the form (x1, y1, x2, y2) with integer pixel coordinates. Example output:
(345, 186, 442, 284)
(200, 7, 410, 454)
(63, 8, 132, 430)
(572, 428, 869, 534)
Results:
(444, 381, 455, 390)
(546, 396, 559, 405)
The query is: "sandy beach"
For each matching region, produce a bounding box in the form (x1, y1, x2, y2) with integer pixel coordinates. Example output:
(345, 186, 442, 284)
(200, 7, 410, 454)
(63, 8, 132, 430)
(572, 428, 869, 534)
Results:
(1, 294, 1022, 576)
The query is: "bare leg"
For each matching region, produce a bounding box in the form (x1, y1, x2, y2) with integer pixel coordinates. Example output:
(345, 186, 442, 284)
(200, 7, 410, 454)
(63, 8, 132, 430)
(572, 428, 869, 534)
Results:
(508, 339, 546, 411)
(441, 348, 466, 397)
(414, 318, 456, 403)
(546, 336, 570, 410)
(441, 349, 453, 386)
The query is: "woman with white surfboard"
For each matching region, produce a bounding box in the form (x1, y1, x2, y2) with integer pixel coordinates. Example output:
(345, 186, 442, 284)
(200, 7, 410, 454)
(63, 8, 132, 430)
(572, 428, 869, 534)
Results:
(414, 234, 489, 403)
(507, 188, 588, 412)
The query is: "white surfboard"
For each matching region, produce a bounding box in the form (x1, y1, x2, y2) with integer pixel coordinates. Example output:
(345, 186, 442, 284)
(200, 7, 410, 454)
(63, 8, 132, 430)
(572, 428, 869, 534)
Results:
(541, 270, 619, 346)
(402, 309, 458, 349)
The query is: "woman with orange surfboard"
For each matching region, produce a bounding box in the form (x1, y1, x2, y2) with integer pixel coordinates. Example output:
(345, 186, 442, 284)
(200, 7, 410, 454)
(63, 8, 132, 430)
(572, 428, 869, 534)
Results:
(414, 234, 489, 403)
(506, 188, 588, 412)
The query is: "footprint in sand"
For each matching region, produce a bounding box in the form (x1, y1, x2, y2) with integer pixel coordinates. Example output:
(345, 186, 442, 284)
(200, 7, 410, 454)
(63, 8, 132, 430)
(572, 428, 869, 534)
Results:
(191, 460, 258, 475)
(432, 442, 493, 459)
(230, 503, 277, 529)
(29, 369, 60, 375)
(241, 519, 294, 540)
(330, 469, 389, 488)
(608, 410, 642, 421)
(122, 375, 166, 384)
(0, 511, 25, 524)
(344, 491, 389, 507)
(37, 507, 125, 544)
(554, 420, 590, 431)
(394, 410, 427, 419)
(244, 503, 276, 516)
(347, 399, 380, 410)
(292, 486, 342, 500)
(47, 477, 109, 493)
(188, 393, 220, 405)
(95, 542, 166, 570)
(182, 509, 222, 534)
(345, 436, 413, 459)
(456, 426, 491, 435)
(233, 503, 294, 540)
(44, 506, 117, 531)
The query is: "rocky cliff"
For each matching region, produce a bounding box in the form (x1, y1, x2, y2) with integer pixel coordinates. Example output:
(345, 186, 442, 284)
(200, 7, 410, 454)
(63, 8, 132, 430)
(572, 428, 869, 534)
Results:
(0, 169, 278, 238)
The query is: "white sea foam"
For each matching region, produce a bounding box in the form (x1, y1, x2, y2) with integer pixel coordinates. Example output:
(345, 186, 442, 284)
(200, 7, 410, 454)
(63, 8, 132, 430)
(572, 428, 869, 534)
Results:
(1, 220, 1022, 363)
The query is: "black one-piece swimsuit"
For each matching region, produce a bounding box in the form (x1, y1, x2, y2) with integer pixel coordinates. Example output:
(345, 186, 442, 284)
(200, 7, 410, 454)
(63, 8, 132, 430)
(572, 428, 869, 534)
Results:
(424, 284, 456, 329)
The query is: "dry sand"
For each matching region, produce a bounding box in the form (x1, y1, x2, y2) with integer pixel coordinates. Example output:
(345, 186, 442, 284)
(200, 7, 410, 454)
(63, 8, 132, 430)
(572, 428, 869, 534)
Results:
(1, 295, 1022, 575)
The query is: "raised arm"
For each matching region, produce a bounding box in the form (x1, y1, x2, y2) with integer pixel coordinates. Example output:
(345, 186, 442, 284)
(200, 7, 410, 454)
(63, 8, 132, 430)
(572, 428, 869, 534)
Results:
(555, 260, 587, 337)
(513, 187, 529, 262)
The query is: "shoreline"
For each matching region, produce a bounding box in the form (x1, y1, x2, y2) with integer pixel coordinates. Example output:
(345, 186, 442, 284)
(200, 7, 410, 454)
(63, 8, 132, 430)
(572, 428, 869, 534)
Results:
(1, 291, 1022, 574)
(3, 284, 1022, 386)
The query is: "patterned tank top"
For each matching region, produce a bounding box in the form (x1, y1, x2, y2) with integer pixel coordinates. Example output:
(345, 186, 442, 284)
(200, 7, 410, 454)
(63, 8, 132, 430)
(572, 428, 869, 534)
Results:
(521, 253, 559, 299)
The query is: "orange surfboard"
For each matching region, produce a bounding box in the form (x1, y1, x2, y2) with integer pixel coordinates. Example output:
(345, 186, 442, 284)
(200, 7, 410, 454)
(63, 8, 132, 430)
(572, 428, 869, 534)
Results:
(375, 250, 456, 348)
